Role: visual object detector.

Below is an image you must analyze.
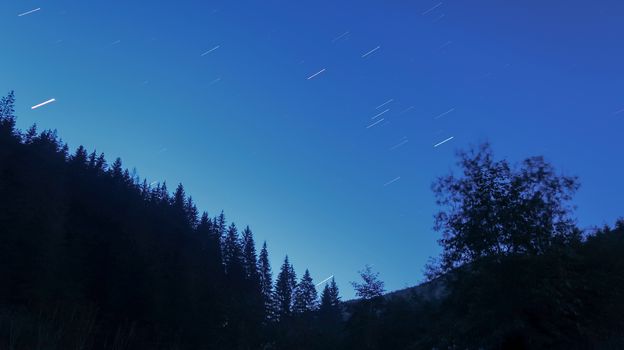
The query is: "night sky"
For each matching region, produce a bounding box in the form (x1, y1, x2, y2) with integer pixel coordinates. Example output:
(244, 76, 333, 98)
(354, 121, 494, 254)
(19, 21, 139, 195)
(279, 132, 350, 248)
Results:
(2, 0, 624, 298)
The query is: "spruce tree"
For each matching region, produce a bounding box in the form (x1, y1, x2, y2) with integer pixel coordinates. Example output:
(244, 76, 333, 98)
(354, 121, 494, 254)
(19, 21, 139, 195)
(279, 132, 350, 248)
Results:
(70, 146, 88, 167)
(241, 226, 260, 283)
(184, 196, 198, 228)
(87, 150, 98, 169)
(111, 157, 123, 179)
(95, 152, 107, 172)
(258, 241, 274, 321)
(213, 211, 227, 258)
(293, 269, 318, 313)
(223, 223, 244, 277)
(320, 277, 341, 312)
(319, 277, 343, 348)
(172, 183, 186, 210)
(140, 179, 150, 199)
(273, 255, 297, 320)
(197, 212, 223, 275)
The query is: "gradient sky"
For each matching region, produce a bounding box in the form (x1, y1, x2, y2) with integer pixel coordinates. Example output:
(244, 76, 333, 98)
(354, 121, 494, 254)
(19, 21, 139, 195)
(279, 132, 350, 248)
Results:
(2, 0, 624, 298)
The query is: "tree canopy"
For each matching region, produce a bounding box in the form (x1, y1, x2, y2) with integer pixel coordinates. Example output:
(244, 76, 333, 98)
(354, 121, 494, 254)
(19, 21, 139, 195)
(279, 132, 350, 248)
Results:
(430, 143, 581, 276)
(351, 265, 385, 300)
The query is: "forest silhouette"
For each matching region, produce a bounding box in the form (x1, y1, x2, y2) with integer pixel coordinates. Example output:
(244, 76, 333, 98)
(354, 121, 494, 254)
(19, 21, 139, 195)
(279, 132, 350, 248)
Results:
(1, 91, 623, 349)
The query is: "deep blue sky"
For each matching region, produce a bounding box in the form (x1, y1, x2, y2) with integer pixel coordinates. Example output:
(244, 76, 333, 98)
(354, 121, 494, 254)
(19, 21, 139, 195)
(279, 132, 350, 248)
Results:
(2, 0, 623, 298)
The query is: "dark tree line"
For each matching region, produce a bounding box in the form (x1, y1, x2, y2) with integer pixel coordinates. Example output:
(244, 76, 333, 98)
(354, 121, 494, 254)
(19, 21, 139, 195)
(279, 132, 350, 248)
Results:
(2, 90, 624, 349)
(0, 91, 344, 349)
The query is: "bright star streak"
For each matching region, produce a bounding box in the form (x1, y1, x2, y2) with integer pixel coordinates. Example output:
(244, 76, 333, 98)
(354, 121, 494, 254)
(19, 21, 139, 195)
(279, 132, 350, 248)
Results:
(307, 68, 326, 80)
(366, 118, 384, 129)
(361, 46, 380, 58)
(201, 45, 220, 56)
(31, 98, 56, 110)
(376, 99, 394, 109)
(390, 139, 409, 150)
(434, 136, 454, 148)
(315, 275, 334, 287)
(383, 177, 401, 187)
(18, 8, 41, 17)
(371, 109, 390, 120)
(434, 107, 455, 119)
(422, 2, 442, 15)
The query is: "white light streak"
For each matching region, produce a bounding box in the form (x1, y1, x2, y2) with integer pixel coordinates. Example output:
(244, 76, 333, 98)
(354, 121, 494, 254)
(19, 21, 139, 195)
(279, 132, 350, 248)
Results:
(307, 68, 326, 80)
(18, 8, 40, 17)
(390, 139, 409, 150)
(383, 176, 401, 187)
(434, 136, 454, 148)
(422, 2, 442, 15)
(315, 275, 334, 287)
(361, 46, 380, 58)
(376, 99, 394, 109)
(31, 98, 56, 110)
(201, 45, 220, 56)
(366, 118, 384, 129)
(371, 109, 390, 120)
(434, 107, 455, 119)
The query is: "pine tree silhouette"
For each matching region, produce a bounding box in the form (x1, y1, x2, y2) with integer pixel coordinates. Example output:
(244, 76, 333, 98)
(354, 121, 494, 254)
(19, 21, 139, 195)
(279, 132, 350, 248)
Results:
(293, 269, 318, 313)
(258, 241, 274, 321)
(273, 255, 297, 321)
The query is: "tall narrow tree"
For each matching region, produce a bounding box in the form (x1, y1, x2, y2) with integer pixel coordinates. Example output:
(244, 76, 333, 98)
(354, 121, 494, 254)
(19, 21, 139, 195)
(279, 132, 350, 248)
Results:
(320, 278, 341, 312)
(184, 196, 198, 229)
(172, 183, 186, 214)
(241, 226, 260, 283)
(273, 256, 297, 321)
(196, 212, 223, 276)
(69, 146, 88, 167)
(222, 223, 244, 277)
(318, 278, 343, 348)
(213, 211, 227, 260)
(293, 269, 318, 313)
(258, 241, 274, 321)
(110, 158, 123, 179)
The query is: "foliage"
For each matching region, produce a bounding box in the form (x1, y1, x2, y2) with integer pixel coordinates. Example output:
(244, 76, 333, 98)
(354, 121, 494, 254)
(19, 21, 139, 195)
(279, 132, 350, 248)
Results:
(429, 143, 580, 276)
(351, 265, 385, 300)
